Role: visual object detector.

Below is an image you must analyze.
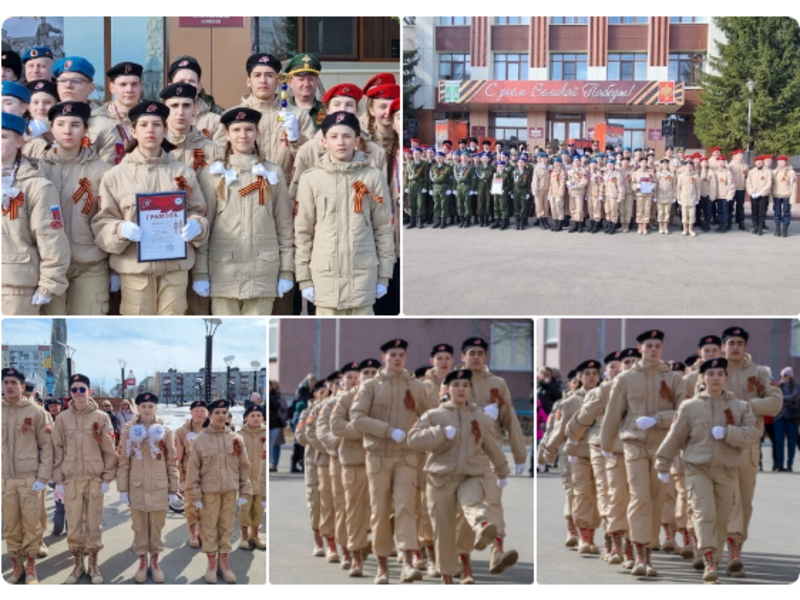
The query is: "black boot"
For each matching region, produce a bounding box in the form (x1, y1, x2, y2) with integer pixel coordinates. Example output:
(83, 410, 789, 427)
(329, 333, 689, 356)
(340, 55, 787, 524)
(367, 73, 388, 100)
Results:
(608, 221, 616, 235)
(432, 217, 441, 229)
(738, 220, 747, 231)
(440, 217, 448, 229)
(774, 222, 781, 237)
(782, 223, 789, 237)
(568, 221, 579, 233)
(716, 222, 725, 233)
(406, 216, 417, 229)
(490, 217, 501, 229)
(591, 221, 600, 233)
(757, 222, 764, 236)
(520, 219, 526, 230)
(499, 218, 509, 230)
(418, 216, 425, 230)
(579, 220, 587, 233)
(532, 217, 540, 226)
(463, 215, 471, 228)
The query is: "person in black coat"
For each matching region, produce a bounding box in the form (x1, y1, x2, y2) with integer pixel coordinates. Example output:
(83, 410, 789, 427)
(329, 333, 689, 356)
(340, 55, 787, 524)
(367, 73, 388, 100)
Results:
(537, 367, 563, 415)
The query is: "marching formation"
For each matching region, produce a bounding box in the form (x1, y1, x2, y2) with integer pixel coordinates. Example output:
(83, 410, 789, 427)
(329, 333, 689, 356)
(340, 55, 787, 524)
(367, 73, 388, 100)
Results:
(2, 45, 401, 316)
(537, 326, 783, 584)
(1, 368, 267, 585)
(404, 139, 796, 236)
(293, 337, 530, 584)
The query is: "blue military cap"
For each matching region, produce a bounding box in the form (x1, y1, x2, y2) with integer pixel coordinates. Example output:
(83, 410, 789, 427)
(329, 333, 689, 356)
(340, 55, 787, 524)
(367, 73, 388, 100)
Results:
(2, 81, 31, 104)
(53, 56, 95, 80)
(1, 112, 27, 136)
(496, 160, 507, 166)
(436, 151, 446, 157)
(589, 158, 597, 164)
(624, 146, 632, 152)
(606, 159, 616, 164)
(480, 152, 490, 158)
(517, 155, 527, 162)
(22, 46, 54, 63)
(537, 152, 548, 158)
(553, 157, 562, 163)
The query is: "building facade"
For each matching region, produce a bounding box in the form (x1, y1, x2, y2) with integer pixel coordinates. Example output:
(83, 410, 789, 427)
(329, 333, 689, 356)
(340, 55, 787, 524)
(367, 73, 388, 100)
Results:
(406, 17, 717, 153)
(155, 367, 266, 405)
(2, 345, 55, 393)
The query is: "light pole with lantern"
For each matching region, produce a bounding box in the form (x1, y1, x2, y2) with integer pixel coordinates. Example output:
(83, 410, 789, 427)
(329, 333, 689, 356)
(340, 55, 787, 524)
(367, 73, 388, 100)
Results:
(224, 355, 236, 404)
(118, 359, 127, 399)
(250, 361, 261, 396)
(746, 80, 755, 165)
(202, 319, 222, 404)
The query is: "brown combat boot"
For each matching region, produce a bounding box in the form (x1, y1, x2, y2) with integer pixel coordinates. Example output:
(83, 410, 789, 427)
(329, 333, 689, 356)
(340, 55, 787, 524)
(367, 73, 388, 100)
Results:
(631, 542, 647, 577)
(425, 545, 439, 577)
(188, 522, 200, 548)
(458, 554, 474, 584)
(374, 556, 389, 584)
(238, 525, 251, 550)
(645, 547, 658, 577)
(474, 520, 497, 551)
(219, 552, 236, 583)
(565, 516, 579, 547)
(7, 554, 24, 584)
(250, 527, 266, 550)
(401, 550, 423, 582)
(150, 552, 165, 583)
(324, 536, 340, 563)
(489, 536, 518, 574)
(134, 554, 148, 584)
(702, 550, 718, 583)
(341, 548, 352, 570)
(64, 551, 85, 584)
(608, 532, 623, 565)
(661, 523, 677, 553)
(204, 552, 218, 584)
(312, 529, 325, 557)
(412, 549, 425, 570)
(726, 537, 745, 577)
(348, 549, 363, 577)
(88, 551, 103, 584)
(679, 528, 694, 559)
(622, 537, 635, 569)
(24, 555, 38, 585)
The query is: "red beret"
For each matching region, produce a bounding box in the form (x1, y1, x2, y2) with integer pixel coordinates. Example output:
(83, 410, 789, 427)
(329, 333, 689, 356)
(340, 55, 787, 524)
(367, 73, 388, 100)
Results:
(362, 72, 396, 95)
(777, 155, 789, 161)
(700, 156, 709, 162)
(389, 97, 400, 115)
(761, 155, 772, 161)
(366, 83, 399, 100)
(731, 149, 744, 156)
(754, 155, 764, 162)
(410, 138, 420, 143)
(711, 146, 721, 153)
(718, 155, 727, 161)
(321, 83, 363, 105)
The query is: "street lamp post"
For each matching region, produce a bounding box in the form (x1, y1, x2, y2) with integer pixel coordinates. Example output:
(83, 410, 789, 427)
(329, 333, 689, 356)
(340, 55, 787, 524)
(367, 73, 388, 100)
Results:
(224, 355, 236, 404)
(56, 342, 76, 384)
(250, 361, 261, 396)
(202, 319, 222, 404)
(746, 80, 755, 165)
(118, 359, 127, 399)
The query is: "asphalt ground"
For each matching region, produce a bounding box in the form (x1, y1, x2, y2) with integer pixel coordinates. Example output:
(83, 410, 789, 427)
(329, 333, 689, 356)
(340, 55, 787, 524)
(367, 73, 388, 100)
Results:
(268, 446, 534, 584)
(402, 218, 800, 316)
(1, 487, 266, 585)
(536, 445, 800, 585)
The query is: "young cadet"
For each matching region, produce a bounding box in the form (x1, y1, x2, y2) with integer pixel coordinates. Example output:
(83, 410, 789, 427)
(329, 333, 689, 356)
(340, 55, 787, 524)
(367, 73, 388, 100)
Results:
(1, 367, 53, 585)
(363, 81, 399, 158)
(631, 157, 656, 235)
(585, 159, 604, 233)
(566, 157, 588, 233)
(771, 155, 796, 237)
(295, 111, 394, 316)
(285, 53, 325, 130)
(408, 369, 510, 585)
(92, 100, 209, 315)
(719, 326, 782, 578)
(295, 381, 327, 557)
(167, 57, 226, 145)
(656, 358, 759, 584)
(602, 159, 620, 234)
(116, 393, 178, 584)
(2, 111, 71, 315)
(489, 159, 511, 230)
(547, 157, 566, 231)
(714, 156, 735, 233)
(26, 79, 58, 138)
(240, 53, 313, 183)
(406, 147, 426, 229)
(161, 83, 220, 176)
(655, 158, 676, 234)
(745, 155, 773, 236)
(474, 152, 494, 227)
(676, 157, 700, 237)
(53, 57, 124, 164)
(698, 158, 717, 233)
(453, 151, 475, 227)
(618, 156, 635, 232)
(238, 405, 267, 551)
(600, 329, 686, 577)
(429, 151, 451, 229)
(51, 374, 117, 584)
(531, 152, 551, 229)
(93, 62, 143, 154)
(351, 338, 431, 584)
(22, 46, 55, 83)
(38, 101, 112, 315)
(195, 107, 293, 315)
(175, 399, 208, 548)
(728, 149, 749, 231)
(3, 79, 47, 160)
(512, 155, 531, 229)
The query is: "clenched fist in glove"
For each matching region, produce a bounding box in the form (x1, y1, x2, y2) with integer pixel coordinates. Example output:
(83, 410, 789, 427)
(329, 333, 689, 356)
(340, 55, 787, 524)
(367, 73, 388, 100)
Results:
(390, 429, 406, 443)
(483, 403, 499, 421)
(658, 472, 670, 484)
(31, 292, 51, 306)
(277, 279, 293, 298)
(181, 218, 202, 242)
(712, 426, 725, 440)
(120, 221, 142, 241)
(281, 111, 300, 142)
(193, 280, 210, 298)
(301, 287, 315, 304)
(636, 416, 657, 430)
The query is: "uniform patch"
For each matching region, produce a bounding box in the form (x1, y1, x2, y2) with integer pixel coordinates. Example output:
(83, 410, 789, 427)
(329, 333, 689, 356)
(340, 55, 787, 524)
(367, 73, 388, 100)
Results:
(22, 417, 33, 434)
(746, 376, 765, 394)
(50, 205, 63, 229)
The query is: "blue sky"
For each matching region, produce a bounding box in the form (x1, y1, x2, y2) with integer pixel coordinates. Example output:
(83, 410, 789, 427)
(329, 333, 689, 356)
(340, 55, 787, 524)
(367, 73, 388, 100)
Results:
(1, 318, 267, 390)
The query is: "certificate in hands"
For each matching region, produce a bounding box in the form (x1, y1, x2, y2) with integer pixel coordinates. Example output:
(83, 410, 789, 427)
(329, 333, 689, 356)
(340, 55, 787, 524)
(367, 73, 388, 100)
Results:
(491, 176, 504, 195)
(135, 191, 187, 262)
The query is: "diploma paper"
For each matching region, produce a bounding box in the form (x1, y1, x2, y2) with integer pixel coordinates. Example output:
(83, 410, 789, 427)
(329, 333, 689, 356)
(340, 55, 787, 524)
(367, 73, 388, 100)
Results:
(135, 191, 187, 262)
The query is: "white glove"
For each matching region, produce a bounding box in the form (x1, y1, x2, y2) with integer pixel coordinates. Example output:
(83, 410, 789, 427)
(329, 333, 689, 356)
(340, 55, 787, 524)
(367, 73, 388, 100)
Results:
(120, 492, 130, 505)
(446, 190, 452, 195)
(31, 481, 47, 492)
(636, 416, 658, 430)
(261, 500, 266, 509)
(568, 455, 577, 463)
(672, 198, 677, 204)
(526, 194, 530, 199)
(390, 428, 406, 443)
(31, 292, 51, 306)
(515, 464, 525, 476)
(483, 403, 499, 421)
(599, 196, 605, 202)
(712, 426, 725, 440)
(301, 287, 315, 304)
(602, 451, 613, 460)
(751, 194, 759, 199)
(193, 280, 210, 298)
(444, 425, 456, 439)
(404, 188, 409, 193)
(652, 197, 658, 203)
(28, 119, 49, 138)
(376, 283, 388, 299)
(277, 279, 293, 298)
(109, 274, 120, 293)
(497, 478, 508, 489)
(120, 221, 142, 241)
(193, 501, 203, 510)
(658, 472, 670, 484)
(556, 197, 562, 203)
(237, 497, 248, 507)
(280, 111, 300, 142)
(567, 182, 574, 189)
(55, 484, 65, 495)
(536, 463, 545, 472)
(181, 218, 202, 242)
(168, 494, 177, 505)
(100, 482, 110, 495)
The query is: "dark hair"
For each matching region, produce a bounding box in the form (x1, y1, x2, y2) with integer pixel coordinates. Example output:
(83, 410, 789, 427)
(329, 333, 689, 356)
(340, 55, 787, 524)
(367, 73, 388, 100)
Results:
(127, 115, 176, 154)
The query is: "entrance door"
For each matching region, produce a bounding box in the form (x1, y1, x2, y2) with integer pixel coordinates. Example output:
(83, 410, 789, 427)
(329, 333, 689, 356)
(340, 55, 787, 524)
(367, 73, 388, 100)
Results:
(548, 114, 585, 145)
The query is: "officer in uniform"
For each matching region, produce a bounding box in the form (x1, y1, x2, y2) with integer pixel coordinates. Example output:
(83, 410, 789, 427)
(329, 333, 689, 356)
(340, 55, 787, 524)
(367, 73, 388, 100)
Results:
(92, 62, 144, 155)
(453, 151, 475, 227)
(285, 53, 325, 130)
(512, 155, 531, 229)
(22, 46, 55, 83)
(489, 160, 511, 230)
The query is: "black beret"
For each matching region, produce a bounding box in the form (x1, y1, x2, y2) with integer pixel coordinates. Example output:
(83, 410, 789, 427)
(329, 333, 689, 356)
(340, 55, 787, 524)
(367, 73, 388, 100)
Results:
(24, 382, 35, 393)
(444, 369, 472, 385)
(106, 61, 143, 80)
(576, 359, 601, 373)
(442, 139, 452, 147)
(168, 57, 202, 80)
(414, 366, 430, 379)
(2, 50, 22, 80)
(207, 398, 231, 410)
(430, 343, 454, 357)
(380, 338, 408, 352)
(459, 138, 468, 144)
(48, 101, 91, 124)
(312, 380, 327, 391)
(135, 392, 159, 405)
(220, 107, 262, 128)
(698, 335, 722, 349)
(604, 351, 623, 365)
(325, 371, 341, 383)
(567, 369, 578, 380)
(321, 111, 360, 137)
(246, 53, 281, 75)
(700, 358, 728, 374)
(189, 400, 207, 410)
(671, 362, 686, 372)
(621, 347, 642, 359)
(468, 137, 478, 144)
(244, 404, 266, 418)
(636, 329, 665, 344)
(685, 355, 699, 367)
(358, 358, 381, 371)
(340, 361, 360, 375)
(69, 373, 91, 388)
(160, 82, 198, 101)
(721, 327, 749, 344)
(129, 101, 170, 123)
(461, 337, 489, 352)
(27, 79, 58, 99)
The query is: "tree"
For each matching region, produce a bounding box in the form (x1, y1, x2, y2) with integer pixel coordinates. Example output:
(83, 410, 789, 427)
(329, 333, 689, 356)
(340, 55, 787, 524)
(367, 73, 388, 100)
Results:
(694, 17, 800, 157)
(403, 48, 422, 120)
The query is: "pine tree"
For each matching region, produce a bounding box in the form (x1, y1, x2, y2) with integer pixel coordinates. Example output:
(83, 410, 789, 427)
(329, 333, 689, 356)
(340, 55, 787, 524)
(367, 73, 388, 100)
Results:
(694, 17, 800, 157)
(403, 48, 422, 120)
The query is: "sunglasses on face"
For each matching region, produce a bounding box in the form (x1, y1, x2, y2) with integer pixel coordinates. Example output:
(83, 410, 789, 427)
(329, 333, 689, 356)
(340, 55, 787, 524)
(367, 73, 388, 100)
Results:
(121, 404, 129, 408)
(70, 386, 87, 393)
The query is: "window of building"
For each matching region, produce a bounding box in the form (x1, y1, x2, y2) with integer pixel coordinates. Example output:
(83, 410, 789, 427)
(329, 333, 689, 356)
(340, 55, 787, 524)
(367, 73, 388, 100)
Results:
(606, 114, 646, 152)
(551, 17, 588, 25)
(303, 17, 358, 59)
(674, 114, 701, 150)
(495, 18, 525, 25)
(550, 53, 587, 81)
(608, 17, 648, 24)
(439, 53, 471, 80)
(607, 53, 647, 81)
(490, 322, 532, 372)
(670, 17, 708, 23)
(269, 319, 278, 360)
(489, 112, 527, 144)
(669, 52, 705, 86)
(793, 319, 800, 357)
(439, 17, 471, 26)
(544, 319, 558, 344)
(494, 54, 528, 80)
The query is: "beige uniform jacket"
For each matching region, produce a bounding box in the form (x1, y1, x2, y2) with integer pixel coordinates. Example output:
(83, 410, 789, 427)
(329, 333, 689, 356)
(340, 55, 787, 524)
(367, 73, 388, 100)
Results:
(619, 166, 634, 195)
(195, 153, 294, 298)
(548, 170, 566, 201)
(2, 157, 71, 298)
(116, 419, 179, 512)
(684, 367, 703, 400)
(604, 171, 622, 203)
(294, 150, 395, 309)
(586, 171, 605, 200)
(330, 389, 366, 467)
(656, 170, 676, 203)
(698, 170, 717, 199)
(532, 164, 550, 198)
(745, 166, 773, 199)
(655, 390, 759, 472)
(92, 148, 209, 275)
(238, 94, 312, 181)
(168, 126, 222, 177)
(259, 449, 267, 497)
(723, 354, 782, 437)
(728, 159, 748, 191)
(51, 398, 117, 484)
(469, 365, 528, 466)
(771, 166, 797, 203)
(315, 395, 341, 458)
(1, 397, 53, 483)
(289, 129, 387, 199)
(715, 168, 735, 200)
(540, 388, 586, 463)
(23, 136, 50, 160)
(303, 402, 330, 466)
(408, 402, 510, 481)
(567, 168, 588, 201)
(351, 368, 431, 458)
(185, 425, 252, 501)
(175, 418, 205, 483)
(600, 360, 686, 453)
(40, 146, 111, 265)
(676, 171, 699, 207)
(566, 379, 623, 453)
(194, 99, 226, 146)
(423, 370, 446, 406)
(240, 422, 267, 485)
(87, 113, 124, 165)
(295, 405, 320, 481)
(631, 168, 656, 199)
(536, 396, 566, 464)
